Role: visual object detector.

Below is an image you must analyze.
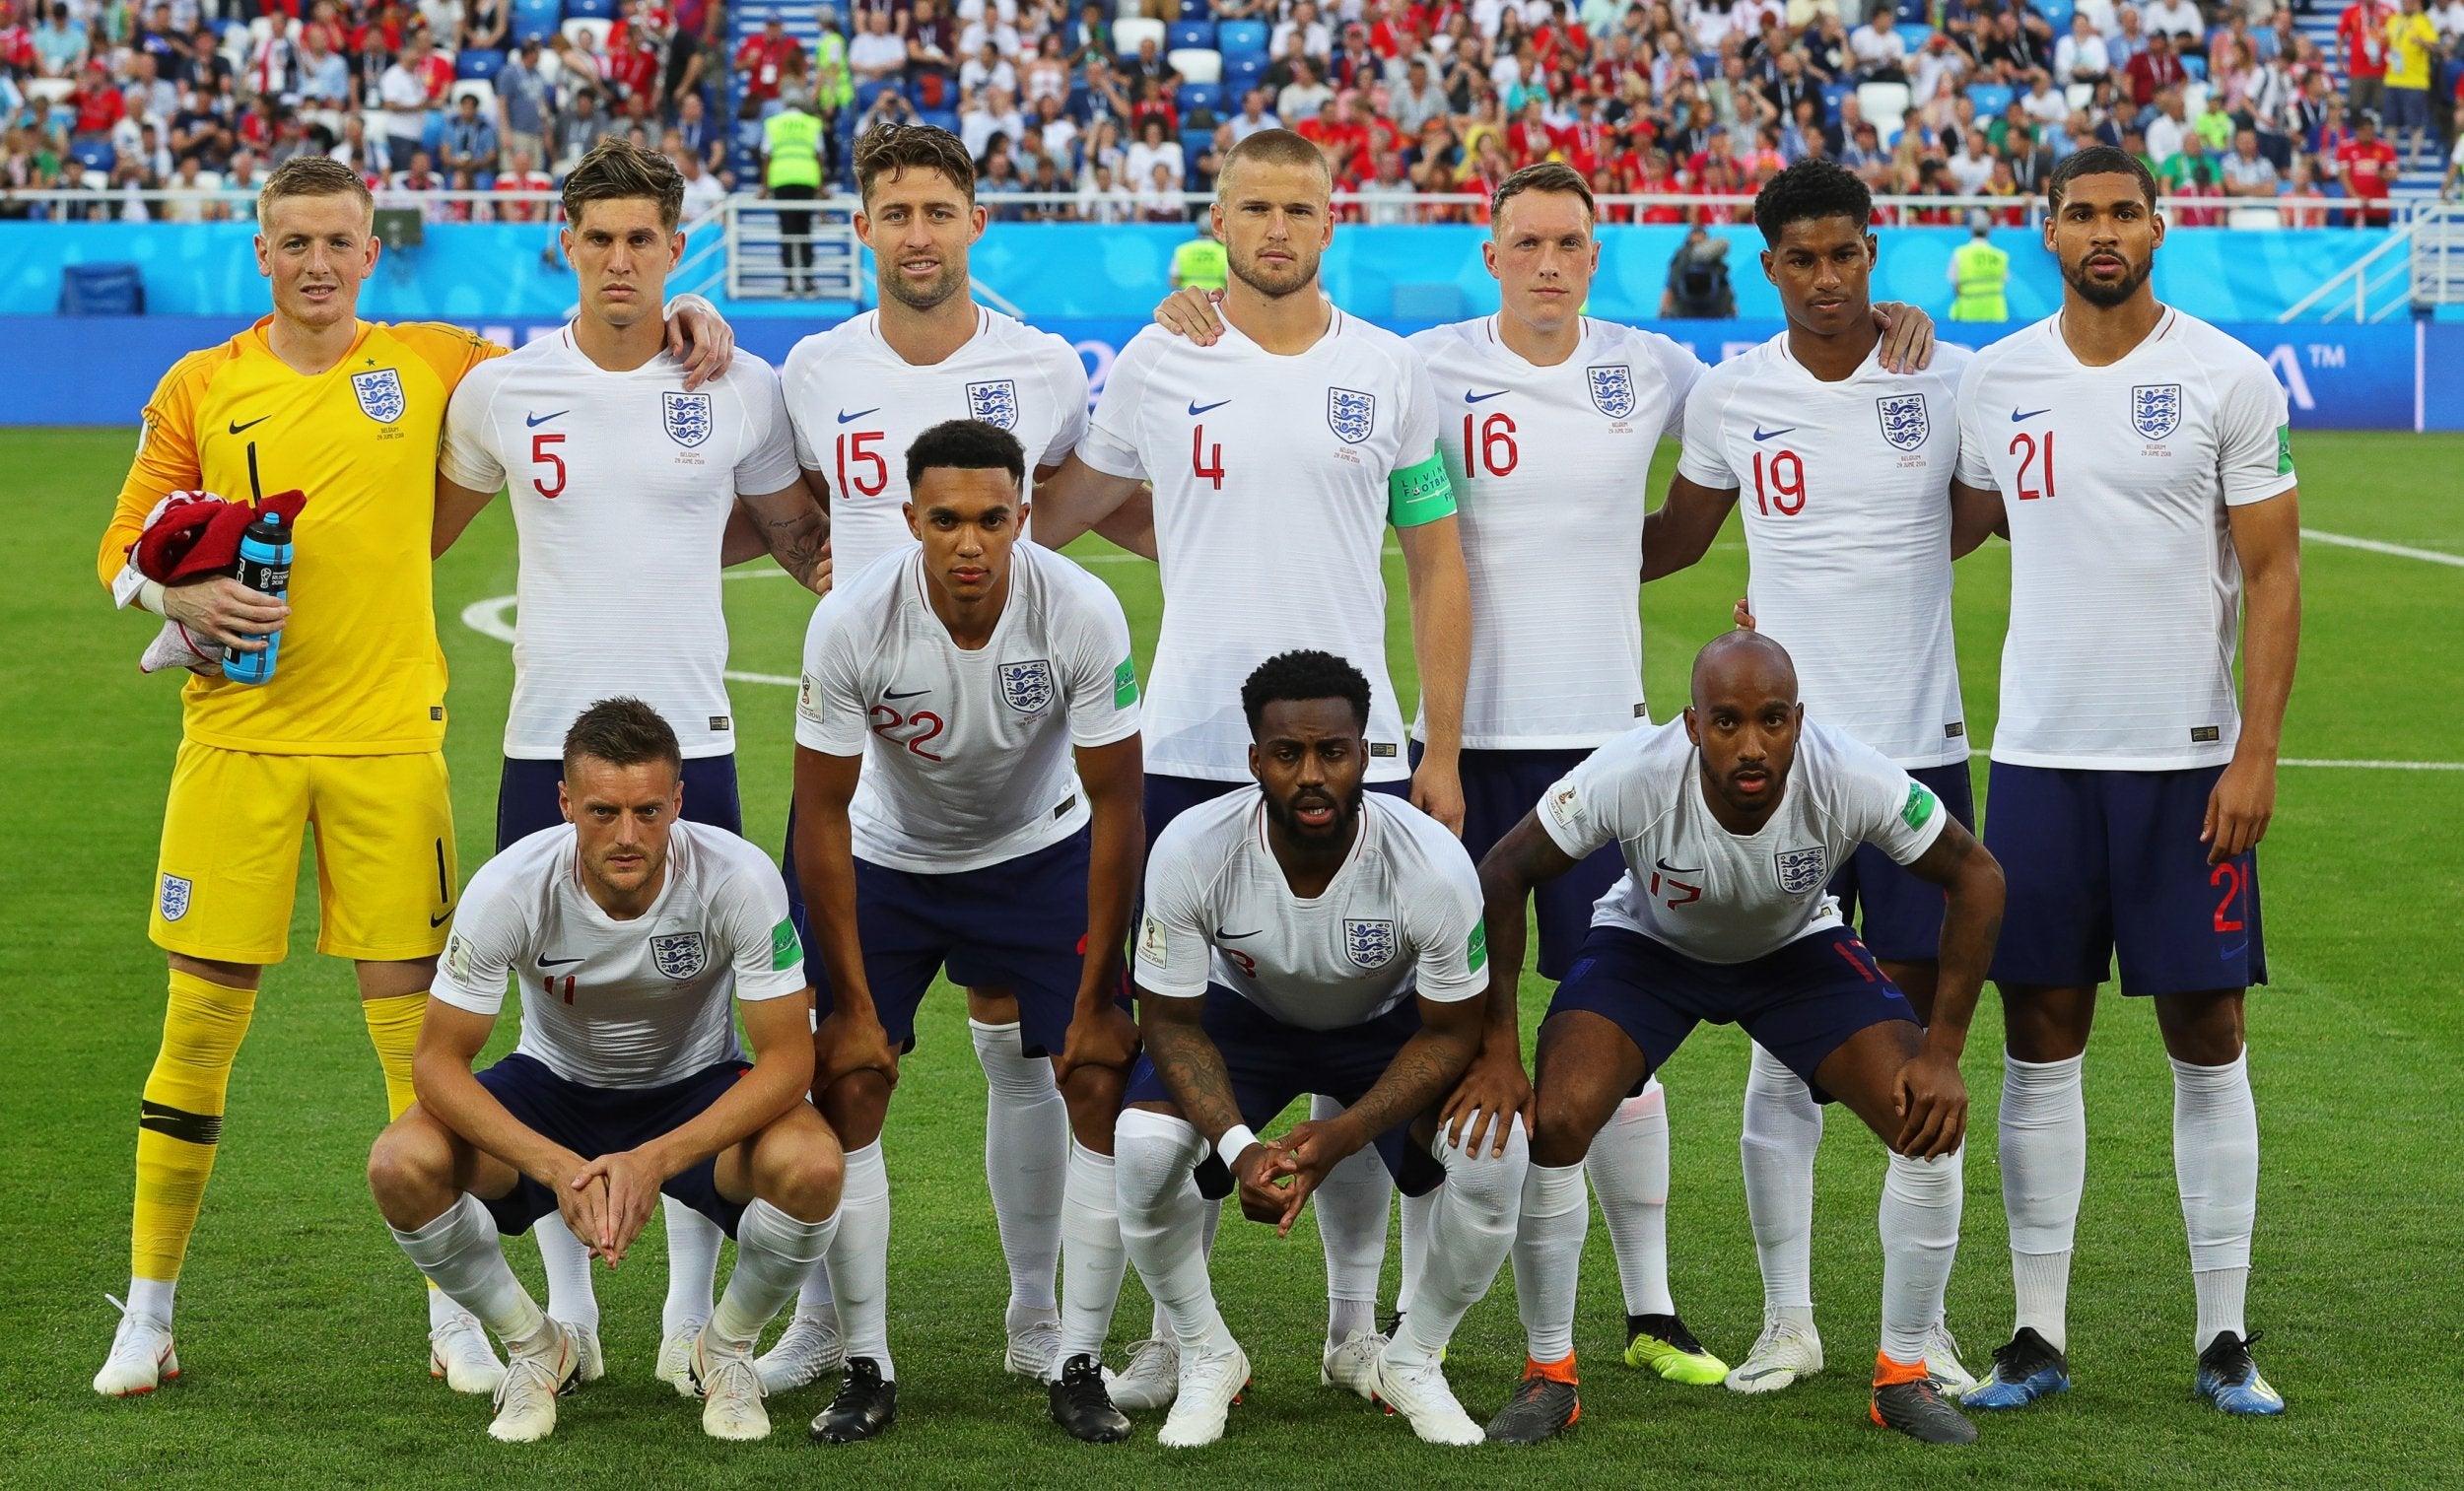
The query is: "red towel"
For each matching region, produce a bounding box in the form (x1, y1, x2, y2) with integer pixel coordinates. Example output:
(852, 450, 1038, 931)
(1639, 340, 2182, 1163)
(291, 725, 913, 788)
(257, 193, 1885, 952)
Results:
(128, 489, 308, 584)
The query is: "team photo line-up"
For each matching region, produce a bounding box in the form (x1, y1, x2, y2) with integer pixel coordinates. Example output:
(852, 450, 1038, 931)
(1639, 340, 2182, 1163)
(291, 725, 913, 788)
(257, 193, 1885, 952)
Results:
(92, 104, 2298, 1452)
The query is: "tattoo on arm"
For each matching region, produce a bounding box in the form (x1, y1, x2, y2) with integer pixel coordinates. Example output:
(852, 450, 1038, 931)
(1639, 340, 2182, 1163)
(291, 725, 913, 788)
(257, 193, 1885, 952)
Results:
(1144, 1009, 1245, 1145)
(759, 507, 829, 581)
(1338, 1022, 1479, 1139)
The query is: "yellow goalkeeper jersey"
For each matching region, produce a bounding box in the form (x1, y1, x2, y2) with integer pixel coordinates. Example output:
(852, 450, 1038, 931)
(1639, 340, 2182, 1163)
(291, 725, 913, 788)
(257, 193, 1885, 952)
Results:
(100, 316, 505, 755)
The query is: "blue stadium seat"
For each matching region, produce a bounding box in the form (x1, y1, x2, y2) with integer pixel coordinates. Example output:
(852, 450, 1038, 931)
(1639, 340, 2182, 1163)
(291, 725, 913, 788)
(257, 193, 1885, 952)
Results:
(1168, 20, 1214, 50)
(854, 78, 906, 112)
(2180, 53, 2207, 80)
(1819, 81, 1855, 120)
(1895, 23, 1933, 50)
(1223, 51, 1266, 90)
(917, 108, 961, 134)
(511, 0, 561, 44)
(1966, 82, 2014, 115)
(1177, 81, 1222, 116)
(1179, 0, 1210, 17)
(456, 47, 506, 79)
(1895, 0, 1926, 20)
(1215, 19, 1266, 56)
(71, 140, 113, 171)
(1182, 125, 1215, 160)
(563, 0, 615, 17)
(2036, 0, 2075, 28)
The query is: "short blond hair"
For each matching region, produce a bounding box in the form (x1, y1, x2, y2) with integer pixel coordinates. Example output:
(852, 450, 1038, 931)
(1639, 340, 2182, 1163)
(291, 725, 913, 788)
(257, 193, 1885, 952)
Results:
(1217, 127, 1334, 195)
(258, 155, 375, 226)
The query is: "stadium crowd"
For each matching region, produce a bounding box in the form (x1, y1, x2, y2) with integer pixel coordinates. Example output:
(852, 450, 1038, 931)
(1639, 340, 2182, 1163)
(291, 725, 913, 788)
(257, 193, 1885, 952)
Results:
(3, 0, 2461, 223)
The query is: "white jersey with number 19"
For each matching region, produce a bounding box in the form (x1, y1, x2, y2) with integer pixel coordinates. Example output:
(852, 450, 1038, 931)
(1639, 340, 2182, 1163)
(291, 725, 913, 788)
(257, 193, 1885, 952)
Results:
(1078, 312, 1445, 783)
(1410, 315, 1704, 749)
(1954, 307, 2295, 771)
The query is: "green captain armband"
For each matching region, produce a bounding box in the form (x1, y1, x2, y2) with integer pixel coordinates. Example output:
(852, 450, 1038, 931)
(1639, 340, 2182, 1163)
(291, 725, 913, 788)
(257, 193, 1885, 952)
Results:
(1387, 451, 1456, 527)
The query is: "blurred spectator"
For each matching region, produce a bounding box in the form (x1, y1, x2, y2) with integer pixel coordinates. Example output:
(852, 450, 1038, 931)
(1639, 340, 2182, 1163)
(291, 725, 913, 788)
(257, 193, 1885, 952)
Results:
(2332, 107, 2398, 220)
(2056, 14, 2111, 84)
(2336, 0, 2392, 116)
(499, 35, 556, 165)
(1227, 87, 1280, 142)
(737, 14, 804, 113)
(442, 90, 500, 176)
(2380, 0, 2435, 169)
(1661, 225, 1735, 316)
(2223, 127, 2284, 195)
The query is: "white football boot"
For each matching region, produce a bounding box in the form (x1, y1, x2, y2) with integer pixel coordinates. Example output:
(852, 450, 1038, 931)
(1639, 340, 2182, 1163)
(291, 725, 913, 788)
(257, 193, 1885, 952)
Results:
(1724, 1310, 1825, 1394)
(1105, 1336, 1180, 1412)
(487, 1321, 580, 1444)
(753, 1307, 845, 1394)
(1156, 1337, 1250, 1449)
(1320, 1329, 1387, 1401)
(693, 1326, 772, 1441)
(94, 1296, 178, 1397)
(1369, 1345, 1484, 1447)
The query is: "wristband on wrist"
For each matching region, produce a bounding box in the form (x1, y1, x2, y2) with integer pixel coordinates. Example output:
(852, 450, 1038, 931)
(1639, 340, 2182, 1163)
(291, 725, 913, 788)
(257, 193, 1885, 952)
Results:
(1216, 1123, 1259, 1165)
(138, 577, 167, 614)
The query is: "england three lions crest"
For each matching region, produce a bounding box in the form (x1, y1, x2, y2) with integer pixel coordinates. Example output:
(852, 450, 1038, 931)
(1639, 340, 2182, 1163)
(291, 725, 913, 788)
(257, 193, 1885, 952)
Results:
(1327, 387, 1377, 444)
(1774, 847, 1828, 895)
(1588, 364, 1637, 420)
(967, 378, 1020, 431)
(998, 658, 1055, 714)
(650, 931, 707, 981)
(2132, 383, 2182, 441)
(351, 368, 405, 425)
(663, 390, 714, 448)
(1343, 918, 1398, 970)
(1876, 393, 1929, 451)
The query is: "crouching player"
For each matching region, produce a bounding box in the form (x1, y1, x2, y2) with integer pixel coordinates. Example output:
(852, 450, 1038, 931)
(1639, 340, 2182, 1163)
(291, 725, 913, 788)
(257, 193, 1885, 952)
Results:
(368, 699, 842, 1444)
(1480, 632, 2005, 1446)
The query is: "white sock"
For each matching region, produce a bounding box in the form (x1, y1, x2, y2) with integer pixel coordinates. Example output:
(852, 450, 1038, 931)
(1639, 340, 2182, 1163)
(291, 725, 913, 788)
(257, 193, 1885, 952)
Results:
(827, 1140, 895, 1380)
(1878, 1147, 1963, 1366)
(970, 1018, 1066, 1326)
(791, 1246, 838, 1320)
(713, 1198, 839, 1348)
(1395, 1187, 1437, 1318)
(392, 1193, 545, 1347)
(426, 1286, 463, 1329)
(659, 1196, 724, 1337)
(2171, 1051, 2258, 1352)
(1391, 1120, 1529, 1367)
(1511, 1161, 1589, 1364)
(128, 1277, 175, 1322)
(1740, 1046, 1822, 1316)
(1055, 1141, 1128, 1378)
(1115, 1109, 1230, 1355)
(2000, 1051, 2086, 1352)
(1587, 1078, 1675, 1318)
(532, 1211, 601, 1332)
(1309, 1093, 1393, 1346)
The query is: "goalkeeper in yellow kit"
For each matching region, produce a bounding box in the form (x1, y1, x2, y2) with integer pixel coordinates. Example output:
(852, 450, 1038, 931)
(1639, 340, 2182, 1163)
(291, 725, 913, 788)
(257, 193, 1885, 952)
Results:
(91, 156, 735, 1398)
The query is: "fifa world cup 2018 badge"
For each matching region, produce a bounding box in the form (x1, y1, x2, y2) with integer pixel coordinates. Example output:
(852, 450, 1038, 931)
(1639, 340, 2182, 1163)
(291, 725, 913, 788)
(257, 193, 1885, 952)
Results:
(1328, 387, 1377, 444)
(1877, 393, 1930, 452)
(1588, 364, 1637, 421)
(2132, 383, 2182, 443)
(352, 368, 405, 425)
(663, 391, 714, 448)
(966, 379, 1020, 431)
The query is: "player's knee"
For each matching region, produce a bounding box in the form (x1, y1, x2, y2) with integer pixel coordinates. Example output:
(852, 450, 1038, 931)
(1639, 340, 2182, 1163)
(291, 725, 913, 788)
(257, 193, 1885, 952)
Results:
(1529, 1087, 1608, 1169)
(1434, 1118, 1529, 1213)
(366, 1120, 452, 1220)
(1114, 1108, 1200, 1214)
(767, 1145, 844, 1223)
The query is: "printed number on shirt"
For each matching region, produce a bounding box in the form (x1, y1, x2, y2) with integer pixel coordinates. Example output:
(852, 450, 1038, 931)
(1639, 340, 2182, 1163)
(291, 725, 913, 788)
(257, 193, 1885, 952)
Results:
(869, 703, 946, 761)
(2009, 430, 2056, 500)
(1192, 424, 1224, 490)
(1222, 947, 1258, 980)
(532, 432, 567, 499)
(543, 972, 577, 1003)
(837, 430, 889, 498)
(1462, 411, 1518, 477)
(1648, 867, 1701, 910)
(1750, 448, 1806, 515)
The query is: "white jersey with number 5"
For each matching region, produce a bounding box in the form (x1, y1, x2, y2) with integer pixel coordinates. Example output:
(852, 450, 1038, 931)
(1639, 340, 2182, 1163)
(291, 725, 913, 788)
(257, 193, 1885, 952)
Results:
(781, 306, 1089, 581)
(1540, 716, 1950, 965)
(1678, 333, 1972, 768)
(1410, 316, 1704, 748)
(440, 331, 803, 760)
(1135, 789, 1487, 1029)
(432, 820, 807, 1089)
(1079, 312, 1444, 782)
(1954, 308, 2295, 770)
(795, 541, 1140, 874)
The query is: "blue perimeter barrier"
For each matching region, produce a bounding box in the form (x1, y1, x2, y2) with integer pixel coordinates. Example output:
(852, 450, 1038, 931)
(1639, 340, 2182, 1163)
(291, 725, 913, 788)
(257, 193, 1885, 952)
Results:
(9, 311, 2453, 432)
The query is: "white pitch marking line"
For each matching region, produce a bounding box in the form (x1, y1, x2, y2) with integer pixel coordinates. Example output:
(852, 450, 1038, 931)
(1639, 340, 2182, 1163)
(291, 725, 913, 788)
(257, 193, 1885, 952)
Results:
(2280, 759, 2464, 771)
(2302, 529, 2464, 568)
(460, 594, 798, 687)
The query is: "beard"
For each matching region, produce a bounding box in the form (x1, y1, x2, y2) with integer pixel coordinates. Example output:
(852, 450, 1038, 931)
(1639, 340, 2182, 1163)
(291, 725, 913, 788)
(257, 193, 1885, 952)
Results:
(882, 257, 968, 311)
(2061, 248, 2152, 307)
(1228, 244, 1319, 300)
(1264, 779, 1363, 845)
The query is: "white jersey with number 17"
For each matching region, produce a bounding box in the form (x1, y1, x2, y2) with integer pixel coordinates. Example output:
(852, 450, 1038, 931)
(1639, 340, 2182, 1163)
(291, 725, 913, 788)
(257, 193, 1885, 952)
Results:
(1078, 312, 1444, 783)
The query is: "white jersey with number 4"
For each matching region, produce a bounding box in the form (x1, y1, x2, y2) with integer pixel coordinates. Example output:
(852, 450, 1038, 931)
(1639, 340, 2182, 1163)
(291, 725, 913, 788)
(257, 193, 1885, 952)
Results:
(1540, 716, 1950, 965)
(441, 332, 802, 760)
(1679, 334, 1973, 768)
(781, 306, 1089, 580)
(1135, 789, 1487, 1029)
(796, 541, 1140, 875)
(1411, 316, 1704, 748)
(1954, 307, 2295, 770)
(1080, 312, 1446, 782)
(432, 820, 806, 1089)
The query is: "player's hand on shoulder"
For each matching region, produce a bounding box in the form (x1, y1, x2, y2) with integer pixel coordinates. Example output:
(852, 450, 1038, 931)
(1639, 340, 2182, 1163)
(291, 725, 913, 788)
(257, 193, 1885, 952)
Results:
(813, 1007, 901, 1091)
(665, 294, 736, 389)
(1154, 286, 1226, 346)
(1055, 1000, 1138, 1087)
(162, 574, 288, 652)
(1890, 1047, 1967, 1161)
(1872, 300, 1937, 373)
(1732, 596, 1757, 631)
(1440, 1042, 1532, 1159)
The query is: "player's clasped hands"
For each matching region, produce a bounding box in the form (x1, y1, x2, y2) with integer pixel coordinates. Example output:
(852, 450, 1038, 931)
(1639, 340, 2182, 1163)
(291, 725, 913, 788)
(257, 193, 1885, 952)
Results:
(570, 1147, 669, 1266)
(1890, 1047, 1969, 1161)
(162, 575, 288, 652)
(1252, 1118, 1356, 1238)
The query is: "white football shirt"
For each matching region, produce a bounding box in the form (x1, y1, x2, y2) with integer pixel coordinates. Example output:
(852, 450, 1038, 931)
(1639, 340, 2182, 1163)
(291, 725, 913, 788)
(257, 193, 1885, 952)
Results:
(1678, 333, 1973, 768)
(1135, 789, 1487, 1029)
(1079, 311, 1443, 782)
(1540, 716, 1950, 964)
(1410, 315, 1704, 749)
(796, 541, 1140, 874)
(1954, 308, 2296, 769)
(432, 820, 807, 1089)
(780, 305, 1090, 580)
(440, 331, 802, 760)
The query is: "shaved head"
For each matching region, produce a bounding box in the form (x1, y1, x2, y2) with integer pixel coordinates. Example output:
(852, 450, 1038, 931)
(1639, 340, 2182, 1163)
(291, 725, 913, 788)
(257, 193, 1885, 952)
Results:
(1691, 629, 1800, 712)
(1685, 630, 1805, 825)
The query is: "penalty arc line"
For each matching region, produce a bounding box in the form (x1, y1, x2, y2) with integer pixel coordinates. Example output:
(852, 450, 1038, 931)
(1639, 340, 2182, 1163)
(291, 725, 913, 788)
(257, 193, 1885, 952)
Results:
(2301, 530, 2464, 568)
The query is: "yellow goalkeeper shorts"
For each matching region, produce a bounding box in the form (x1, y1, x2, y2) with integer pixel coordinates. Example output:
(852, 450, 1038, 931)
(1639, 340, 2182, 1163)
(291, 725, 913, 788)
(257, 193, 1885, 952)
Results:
(151, 743, 457, 965)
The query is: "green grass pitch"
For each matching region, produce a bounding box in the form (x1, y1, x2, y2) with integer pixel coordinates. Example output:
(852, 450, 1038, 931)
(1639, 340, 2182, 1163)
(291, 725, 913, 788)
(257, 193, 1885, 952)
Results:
(3, 428, 2460, 1490)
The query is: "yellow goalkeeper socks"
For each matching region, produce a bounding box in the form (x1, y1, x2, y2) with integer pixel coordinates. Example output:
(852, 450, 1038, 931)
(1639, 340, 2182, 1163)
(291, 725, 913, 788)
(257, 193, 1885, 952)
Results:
(132, 970, 258, 1283)
(361, 991, 427, 1122)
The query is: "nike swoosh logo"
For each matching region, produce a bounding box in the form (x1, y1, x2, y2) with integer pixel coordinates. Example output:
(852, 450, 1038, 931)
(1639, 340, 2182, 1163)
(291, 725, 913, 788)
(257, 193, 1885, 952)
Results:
(1215, 928, 1262, 939)
(2011, 407, 2052, 422)
(1654, 857, 1704, 876)
(1187, 398, 1232, 416)
(1751, 426, 1797, 441)
(525, 409, 569, 428)
(430, 909, 455, 926)
(536, 953, 583, 968)
(884, 687, 929, 700)
(1737, 1365, 1796, 1382)
(2218, 942, 2248, 961)
(838, 407, 881, 424)
(1464, 389, 1509, 403)
(228, 415, 271, 435)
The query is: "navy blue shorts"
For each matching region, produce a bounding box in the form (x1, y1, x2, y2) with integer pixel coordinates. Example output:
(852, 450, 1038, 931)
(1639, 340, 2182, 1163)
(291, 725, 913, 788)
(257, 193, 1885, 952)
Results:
(472, 1052, 754, 1238)
(1422, 744, 1624, 981)
(1548, 923, 1918, 1103)
(497, 754, 744, 851)
(1825, 760, 1975, 964)
(801, 828, 1102, 1058)
(1141, 772, 1410, 853)
(1124, 984, 1446, 1197)
(1984, 761, 2267, 996)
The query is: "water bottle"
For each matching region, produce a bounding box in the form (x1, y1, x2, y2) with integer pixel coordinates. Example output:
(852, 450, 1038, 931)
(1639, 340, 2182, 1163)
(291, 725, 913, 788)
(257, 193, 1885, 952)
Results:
(224, 511, 292, 687)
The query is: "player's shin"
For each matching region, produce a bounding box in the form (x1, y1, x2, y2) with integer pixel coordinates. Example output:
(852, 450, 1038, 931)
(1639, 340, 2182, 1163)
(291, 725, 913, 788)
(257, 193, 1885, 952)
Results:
(1114, 1110, 1230, 1354)
(2170, 1052, 2257, 1353)
(1309, 1093, 1394, 1346)
(827, 1140, 895, 1380)
(1396, 1187, 1436, 1317)
(132, 970, 259, 1295)
(714, 1199, 839, 1348)
(2000, 1052, 2086, 1351)
(971, 1018, 1066, 1331)
(1392, 1122, 1530, 1365)
(533, 1216, 603, 1332)
(391, 1193, 550, 1349)
(360, 991, 424, 1121)
(1878, 1148, 1963, 1369)
(1055, 1141, 1129, 1377)
(1589, 1078, 1677, 1319)
(660, 1197, 726, 1337)
(1512, 1161, 1590, 1365)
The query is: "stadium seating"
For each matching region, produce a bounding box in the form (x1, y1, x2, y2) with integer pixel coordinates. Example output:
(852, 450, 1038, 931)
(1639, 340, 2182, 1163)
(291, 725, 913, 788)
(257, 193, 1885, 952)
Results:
(70, 140, 113, 170)
(456, 48, 507, 80)
(1114, 18, 1167, 55)
(1858, 80, 1912, 136)
(512, 0, 561, 44)
(24, 77, 72, 105)
(1967, 83, 2015, 117)
(1168, 21, 1214, 50)
(1223, 51, 1266, 92)
(1179, 0, 1211, 17)
(1170, 50, 1223, 86)
(1177, 81, 1223, 115)
(449, 78, 497, 113)
(1216, 20, 1267, 57)
(1896, 23, 1934, 51)
(2181, 53, 2208, 81)
(564, 0, 616, 18)
(1819, 81, 1855, 121)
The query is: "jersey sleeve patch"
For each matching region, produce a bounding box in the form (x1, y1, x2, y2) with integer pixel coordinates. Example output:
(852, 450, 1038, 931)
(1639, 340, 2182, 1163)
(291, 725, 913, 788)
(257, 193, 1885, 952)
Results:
(1387, 450, 1456, 527)
(1136, 913, 1169, 966)
(2276, 425, 2293, 477)
(769, 916, 801, 972)
(1112, 655, 1138, 710)
(1900, 780, 1938, 832)
(1467, 920, 1488, 974)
